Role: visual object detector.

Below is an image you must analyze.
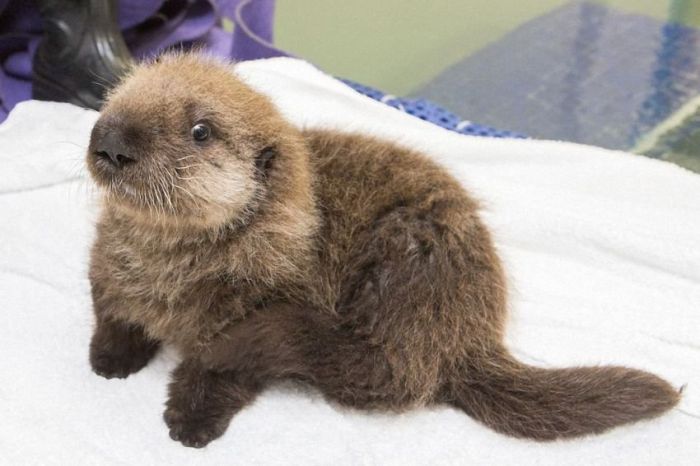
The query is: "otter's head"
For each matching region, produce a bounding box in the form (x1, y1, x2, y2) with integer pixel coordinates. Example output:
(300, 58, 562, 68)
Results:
(87, 53, 301, 230)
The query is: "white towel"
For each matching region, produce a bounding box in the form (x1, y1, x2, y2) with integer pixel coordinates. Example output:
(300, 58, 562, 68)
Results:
(1, 57, 698, 465)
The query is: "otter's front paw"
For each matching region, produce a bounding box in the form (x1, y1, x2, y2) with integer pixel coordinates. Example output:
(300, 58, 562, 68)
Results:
(163, 406, 231, 448)
(89, 321, 159, 379)
(90, 345, 155, 379)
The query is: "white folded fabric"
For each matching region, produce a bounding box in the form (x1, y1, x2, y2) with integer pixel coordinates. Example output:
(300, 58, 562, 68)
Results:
(1, 57, 698, 465)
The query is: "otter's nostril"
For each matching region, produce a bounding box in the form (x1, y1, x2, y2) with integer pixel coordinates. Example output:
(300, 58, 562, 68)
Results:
(116, 153, 136, 166)
(95, 150, 113, 164)
(94, 150, 136, 169)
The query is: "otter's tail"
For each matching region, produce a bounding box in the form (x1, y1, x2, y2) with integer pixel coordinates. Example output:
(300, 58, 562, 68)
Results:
(447, 350, 680, 440)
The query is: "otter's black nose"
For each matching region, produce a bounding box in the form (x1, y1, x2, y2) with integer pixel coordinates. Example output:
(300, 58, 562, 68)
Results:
(94, 131, 137, 169)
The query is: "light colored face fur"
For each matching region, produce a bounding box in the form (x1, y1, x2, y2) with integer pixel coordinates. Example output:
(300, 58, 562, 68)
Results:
(87, 53, 281, 229)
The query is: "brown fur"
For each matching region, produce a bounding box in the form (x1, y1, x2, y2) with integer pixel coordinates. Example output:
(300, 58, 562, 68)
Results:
(86, 53, 680, 448)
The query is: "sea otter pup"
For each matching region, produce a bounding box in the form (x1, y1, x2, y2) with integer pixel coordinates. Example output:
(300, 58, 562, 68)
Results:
(86, 53, 679, 448)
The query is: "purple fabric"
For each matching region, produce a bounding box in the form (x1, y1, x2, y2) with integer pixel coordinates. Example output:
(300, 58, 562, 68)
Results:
(124, 0, 220, 58)
(0, 0, 287, 121)
(117, 1, 163, 29)
(231, 0, 287, 60)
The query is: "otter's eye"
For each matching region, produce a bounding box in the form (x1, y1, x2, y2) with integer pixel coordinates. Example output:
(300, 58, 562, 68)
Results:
(191, 123, 210, 141)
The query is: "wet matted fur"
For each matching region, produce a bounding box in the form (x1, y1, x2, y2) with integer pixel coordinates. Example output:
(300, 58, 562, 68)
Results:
(86, 53, 680, 448)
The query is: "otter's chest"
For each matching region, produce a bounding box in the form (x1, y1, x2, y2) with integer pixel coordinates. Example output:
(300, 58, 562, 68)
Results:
(106, 241, 246, 348)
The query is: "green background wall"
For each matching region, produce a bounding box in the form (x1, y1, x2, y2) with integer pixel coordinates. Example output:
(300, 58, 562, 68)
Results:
(275, 1, 697, 95)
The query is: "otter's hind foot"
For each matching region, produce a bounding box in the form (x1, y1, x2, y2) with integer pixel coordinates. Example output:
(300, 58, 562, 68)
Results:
(164, 360, 258, 448)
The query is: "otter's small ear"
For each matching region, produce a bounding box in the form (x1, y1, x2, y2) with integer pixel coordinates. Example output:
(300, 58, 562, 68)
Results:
(255, 146, 276, 177)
